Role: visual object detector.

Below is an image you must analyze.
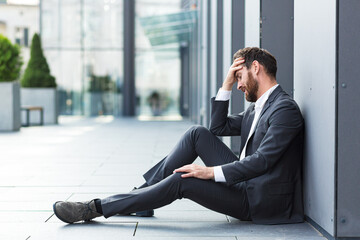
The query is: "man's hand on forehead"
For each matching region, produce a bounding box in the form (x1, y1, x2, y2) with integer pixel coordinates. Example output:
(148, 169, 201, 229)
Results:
(222, 57, 245, 91)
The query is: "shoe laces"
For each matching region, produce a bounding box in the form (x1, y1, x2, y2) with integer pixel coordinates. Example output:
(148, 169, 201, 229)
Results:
(81, 200, 95, 220)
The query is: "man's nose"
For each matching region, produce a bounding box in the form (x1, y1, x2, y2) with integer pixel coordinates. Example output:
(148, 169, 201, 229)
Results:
(237, 80, 242, 90)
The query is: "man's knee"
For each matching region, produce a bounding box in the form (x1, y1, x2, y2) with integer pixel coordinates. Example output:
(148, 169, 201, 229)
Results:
(167, 172, 195, 199)
(187, 125, 210, 136)
(184, 125, 212, 145)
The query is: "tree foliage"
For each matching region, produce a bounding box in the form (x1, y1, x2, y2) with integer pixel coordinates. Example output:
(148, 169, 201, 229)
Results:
(0, 34, 22, 82)
(21, 33, 56, 88)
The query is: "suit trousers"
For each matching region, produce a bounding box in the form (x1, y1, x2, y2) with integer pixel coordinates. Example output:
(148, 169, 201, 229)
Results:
(100, 126, 251, 220)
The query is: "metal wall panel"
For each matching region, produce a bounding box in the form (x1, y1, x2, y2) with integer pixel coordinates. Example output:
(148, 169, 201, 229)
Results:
(200, 0, 210, 126)
(261, 0, 294, 97)
(123, 0, 135, 116)
(210, 0, 218, 98)
(244, 0, 260, 47)
(216, 0, 223, 90)
(244, 0, 260, 110)
(230, 0, 245, 154)
(337, 0, 360, 237)
(294, 0, 337, 235)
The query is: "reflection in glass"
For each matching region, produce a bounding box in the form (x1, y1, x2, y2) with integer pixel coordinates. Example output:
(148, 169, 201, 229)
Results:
(84, 51, 123, 116)
(42, 0, 123, 116)
(135, 0, 182, 117)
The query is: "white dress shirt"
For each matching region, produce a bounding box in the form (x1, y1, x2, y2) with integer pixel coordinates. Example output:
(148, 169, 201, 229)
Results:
(213, 84, 279, 182)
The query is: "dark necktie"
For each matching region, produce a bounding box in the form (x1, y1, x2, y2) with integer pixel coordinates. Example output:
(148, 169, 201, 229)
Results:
(240, 107, 255, 156)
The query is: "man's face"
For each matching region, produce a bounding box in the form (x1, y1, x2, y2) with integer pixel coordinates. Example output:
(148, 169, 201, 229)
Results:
(236, 67, 259, 102)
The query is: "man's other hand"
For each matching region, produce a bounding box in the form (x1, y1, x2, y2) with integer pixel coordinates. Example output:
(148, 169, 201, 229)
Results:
(222, 57, 245, 91)
(174, 164, 214, 180)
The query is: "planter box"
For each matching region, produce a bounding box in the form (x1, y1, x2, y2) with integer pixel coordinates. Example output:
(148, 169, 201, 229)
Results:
(21, 88, 58, 125)
(0, 82, 21, 131)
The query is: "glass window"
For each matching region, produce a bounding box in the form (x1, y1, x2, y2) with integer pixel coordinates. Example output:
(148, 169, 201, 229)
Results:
(135, 0, 182, 117)
(42, 0, 124, 116)
(84, 50, 123, 116)
(84, 0, 123, 49)
(41, 0, 60, 48)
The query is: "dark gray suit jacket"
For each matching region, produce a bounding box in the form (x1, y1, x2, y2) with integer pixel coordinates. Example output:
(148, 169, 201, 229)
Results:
(210, 85, 304, 224)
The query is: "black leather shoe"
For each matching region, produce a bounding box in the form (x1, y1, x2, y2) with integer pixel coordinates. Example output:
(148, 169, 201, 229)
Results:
(134, 209, 154, 217)
(132, 187, 154, 217)
(53, 200, 102, 224)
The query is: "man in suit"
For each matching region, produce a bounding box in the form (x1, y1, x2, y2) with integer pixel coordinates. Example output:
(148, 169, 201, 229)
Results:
(53, 47, 304, 225)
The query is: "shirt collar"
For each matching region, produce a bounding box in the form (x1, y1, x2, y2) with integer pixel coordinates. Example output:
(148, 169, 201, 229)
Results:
(255, 84, 279, 110)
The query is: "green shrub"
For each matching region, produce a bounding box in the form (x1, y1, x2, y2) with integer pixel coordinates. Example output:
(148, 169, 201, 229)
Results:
(21, 33, 56, 88)
(88, 74, 115, 92)
(0, 34, 23, 82)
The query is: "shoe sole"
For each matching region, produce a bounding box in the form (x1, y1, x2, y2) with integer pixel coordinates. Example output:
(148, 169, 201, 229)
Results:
(135, 210, 154, 217)
(53, 201, 74, 224)
(116, 210, 154, 217)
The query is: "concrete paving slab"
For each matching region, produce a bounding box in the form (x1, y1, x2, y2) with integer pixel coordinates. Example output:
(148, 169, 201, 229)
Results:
(0, 223, 31, 240)
(0, 212, 51, 223)
(0, 201, 54, 211)
(82, 175, 144, 187)
(0, 176, 32, 186)
(135, 221, 324, 238)
(93, 163, 151, 176)
(7, 186, 129, 194)
(32, 222, 136, 240)
(20, 176, 87, 187)
(0, 192, 70, 202)
(132, 238, 236, 240)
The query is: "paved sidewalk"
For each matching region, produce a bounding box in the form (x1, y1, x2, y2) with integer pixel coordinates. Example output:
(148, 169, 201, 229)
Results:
(0, 116, 326, 240)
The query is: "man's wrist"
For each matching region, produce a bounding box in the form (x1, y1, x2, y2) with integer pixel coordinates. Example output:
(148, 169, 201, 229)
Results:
(221, 84, 233, 91)
(208, 167, 215, 180)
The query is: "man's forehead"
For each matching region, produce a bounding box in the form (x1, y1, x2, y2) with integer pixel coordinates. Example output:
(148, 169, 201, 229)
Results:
(236, 68, 245, 76)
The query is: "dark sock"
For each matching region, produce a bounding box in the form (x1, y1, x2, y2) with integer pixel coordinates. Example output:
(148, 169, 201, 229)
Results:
(138, 182, 149, 189)
(94, 199, 103, 214)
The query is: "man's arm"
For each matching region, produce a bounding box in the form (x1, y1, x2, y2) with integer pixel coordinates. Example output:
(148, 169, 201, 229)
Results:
(209, 98, 245, 136)
(210, 57, 246, 136)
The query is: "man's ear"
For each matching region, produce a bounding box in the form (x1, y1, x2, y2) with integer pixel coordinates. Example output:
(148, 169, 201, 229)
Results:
(252, 60, 260, 75)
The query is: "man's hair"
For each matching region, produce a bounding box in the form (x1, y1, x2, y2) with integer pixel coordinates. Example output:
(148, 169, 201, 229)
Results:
(233, 47, 277, 78)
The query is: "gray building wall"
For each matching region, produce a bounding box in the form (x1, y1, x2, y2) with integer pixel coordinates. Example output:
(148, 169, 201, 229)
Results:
(294, 0, 337, 235)
(337, 0, 360, 237)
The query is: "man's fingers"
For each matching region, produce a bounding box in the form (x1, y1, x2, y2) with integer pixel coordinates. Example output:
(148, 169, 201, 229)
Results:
(234, 57, 245, 63)
(174, 164, 192, 173)
(181, 172, 194, 178)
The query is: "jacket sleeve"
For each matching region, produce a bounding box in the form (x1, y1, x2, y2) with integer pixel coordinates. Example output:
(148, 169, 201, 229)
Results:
(221, 99, 304, 185)
(209, 97, 244, 136)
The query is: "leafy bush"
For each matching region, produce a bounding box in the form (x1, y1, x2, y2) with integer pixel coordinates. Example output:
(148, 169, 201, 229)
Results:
(88, 74, 115, 92)
(21, 33, 56, 88)
(0, 34, 23, 82)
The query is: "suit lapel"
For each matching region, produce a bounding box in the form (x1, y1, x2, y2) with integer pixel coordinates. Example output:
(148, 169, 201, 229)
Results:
(240, 104, 255, 154)
(253, 85, 283, 131)
(239, 86, 284, 156)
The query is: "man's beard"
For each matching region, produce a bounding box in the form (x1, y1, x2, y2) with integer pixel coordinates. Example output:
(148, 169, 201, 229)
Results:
(245, 72, 259, 102)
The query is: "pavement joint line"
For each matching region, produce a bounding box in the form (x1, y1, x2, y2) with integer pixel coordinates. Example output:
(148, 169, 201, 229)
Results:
(45, 213, 54, 223)
(226, 215, 231, 223)
(133, 222, 139, 236)
(65, 193, 74, 201)
(25, 236, 31, 240)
